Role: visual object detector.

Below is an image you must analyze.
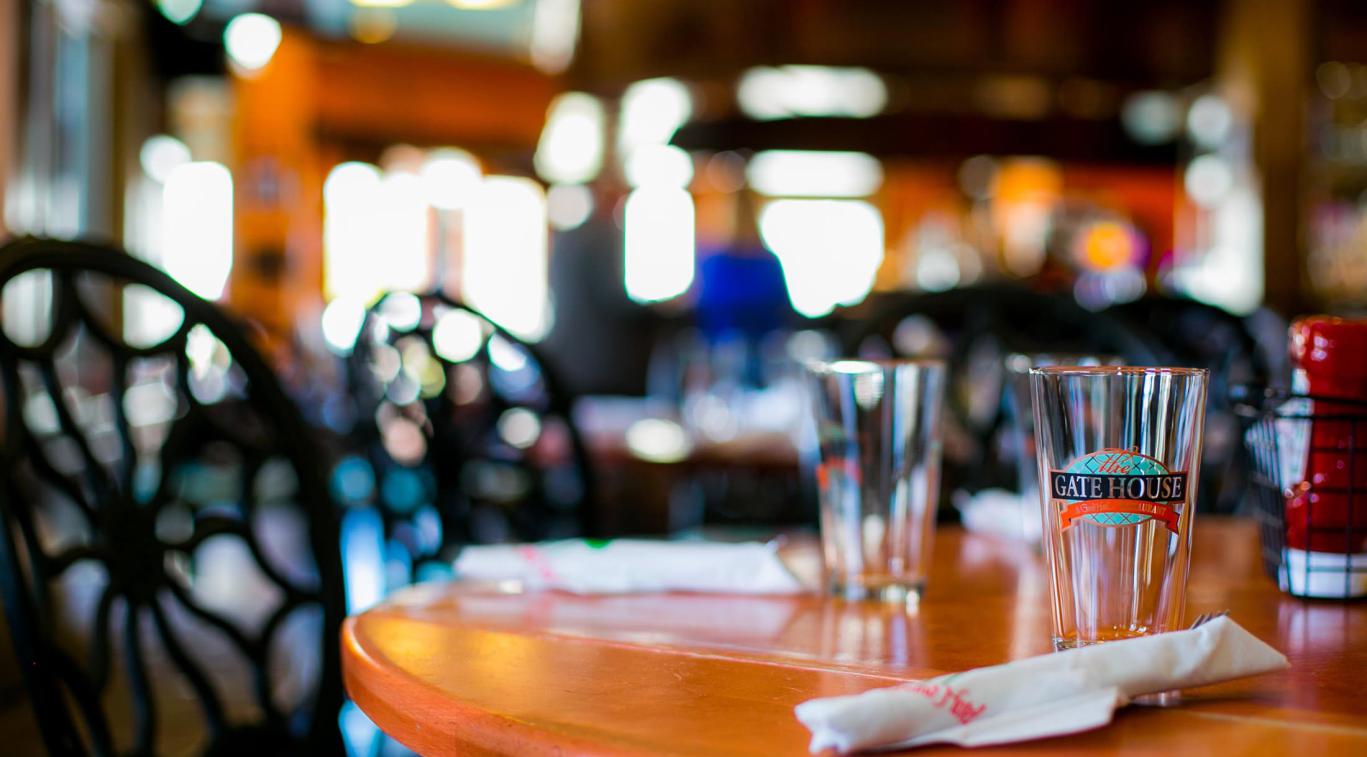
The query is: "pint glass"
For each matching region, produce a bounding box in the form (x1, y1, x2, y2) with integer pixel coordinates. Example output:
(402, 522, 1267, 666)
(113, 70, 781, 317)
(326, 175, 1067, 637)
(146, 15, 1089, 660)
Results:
(806, 359, 946, 604)
(1030, 366, 1208, 650)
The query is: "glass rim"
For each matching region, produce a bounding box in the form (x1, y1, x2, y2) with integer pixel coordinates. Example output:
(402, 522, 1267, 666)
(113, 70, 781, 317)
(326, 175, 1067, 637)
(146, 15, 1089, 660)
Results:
(1005, 352, 1124, 374)
(805, 357, 946, 374)
(1029, 365, 1208, 377)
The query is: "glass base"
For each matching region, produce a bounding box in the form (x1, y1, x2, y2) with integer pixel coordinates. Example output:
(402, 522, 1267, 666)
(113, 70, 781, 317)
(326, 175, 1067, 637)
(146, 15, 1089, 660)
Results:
(1052, 630, 1153, 651)
(1133, 690, 1181, 707)
(831, 580, 923, 607)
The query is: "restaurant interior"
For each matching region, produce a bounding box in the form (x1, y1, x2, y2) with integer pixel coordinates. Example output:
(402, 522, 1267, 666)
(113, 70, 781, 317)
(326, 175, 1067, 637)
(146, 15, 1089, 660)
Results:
(0, 0, 1365, 755)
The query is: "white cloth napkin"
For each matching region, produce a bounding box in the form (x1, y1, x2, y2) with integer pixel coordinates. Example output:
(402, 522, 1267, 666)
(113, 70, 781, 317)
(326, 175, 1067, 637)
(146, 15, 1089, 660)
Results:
(453, 539, 805, 594)
(795, 616, 1288, 753)
(957, 488, 1043, 542)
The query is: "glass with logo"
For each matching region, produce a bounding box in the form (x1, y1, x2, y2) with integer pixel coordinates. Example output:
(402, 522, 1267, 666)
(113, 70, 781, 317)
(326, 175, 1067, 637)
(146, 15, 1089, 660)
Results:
(1030, 366, 1208, 651)
(806, 359, 946, 605)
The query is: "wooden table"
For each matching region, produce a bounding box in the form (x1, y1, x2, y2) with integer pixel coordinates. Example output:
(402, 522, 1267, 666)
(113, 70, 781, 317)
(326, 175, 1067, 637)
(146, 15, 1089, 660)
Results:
(341, 519, 1367, 755)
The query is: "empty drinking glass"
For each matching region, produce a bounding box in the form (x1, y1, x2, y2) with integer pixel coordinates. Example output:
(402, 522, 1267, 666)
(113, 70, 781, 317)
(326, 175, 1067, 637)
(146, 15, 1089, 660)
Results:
(1030, 366, 1208, 652)
(806, 359, 946, 604)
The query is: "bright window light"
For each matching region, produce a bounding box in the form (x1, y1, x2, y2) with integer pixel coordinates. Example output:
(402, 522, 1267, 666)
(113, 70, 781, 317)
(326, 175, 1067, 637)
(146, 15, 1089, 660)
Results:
(737, 66, 886, 120)
(624, 144, 693, 189)
(224, 13, 282, 73)
(321, 297, 368, 355)
(323, 162, 432, 302)
(372, 171, 431, 293)
(163, 162, 233, 300)
(1172, 183, 1263, 315)
(2, 270, 53, 347)
(758, 199, 884, 318)
(746, 150, 883, 198)
(530, 0, 581, 74)
(624, 186, 694, 303)
(618, 78, 692, 156)
(324, 162, 382, 302)
(421, 148, 482, 210)
(139, 135, 191, 185)
(124, 283, 184, 348)
(324, 161, 383, 208)
(462, 177, 550, 340)
(534, 92, 605, 185)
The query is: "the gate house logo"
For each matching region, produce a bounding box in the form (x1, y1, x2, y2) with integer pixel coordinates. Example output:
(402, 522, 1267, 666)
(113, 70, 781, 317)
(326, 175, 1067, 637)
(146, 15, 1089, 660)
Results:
(1050, 449, 1186, 532)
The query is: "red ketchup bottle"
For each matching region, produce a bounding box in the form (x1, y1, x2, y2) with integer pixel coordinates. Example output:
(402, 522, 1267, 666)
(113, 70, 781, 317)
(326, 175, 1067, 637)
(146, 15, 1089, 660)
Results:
(1284, 316, 1367, 597)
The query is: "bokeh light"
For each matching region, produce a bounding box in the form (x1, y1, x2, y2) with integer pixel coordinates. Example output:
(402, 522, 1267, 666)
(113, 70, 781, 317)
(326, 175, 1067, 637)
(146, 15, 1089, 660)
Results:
(498, 408, 543, 449)
(462, 176, 551, 340)
(321, 298, 368, 356)
(535, 93, 605, 185)
(163, 162, 233, 300)
(224, 14, 283, 73)
(758, 199, 883, 318)
(547, 184, 593, 230)
(738, 65, 886, 120)
(747, 151, 883, 198)
(432, 309, 485, 363)
(624, 186, 695, 303)
(139, 135, 191, 184)
(420, 149, 482, 210)
(618, 78, 692, 156)
(625, 418, 691, 463)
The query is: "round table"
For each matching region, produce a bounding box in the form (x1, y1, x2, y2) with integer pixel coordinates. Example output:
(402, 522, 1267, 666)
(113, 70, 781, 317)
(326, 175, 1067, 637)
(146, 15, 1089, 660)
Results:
(342, 519, 1367, 755)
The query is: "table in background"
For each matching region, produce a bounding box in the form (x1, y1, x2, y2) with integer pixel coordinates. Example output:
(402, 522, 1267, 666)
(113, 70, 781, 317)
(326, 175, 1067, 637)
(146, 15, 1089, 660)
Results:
(341, 519, 1367, 755)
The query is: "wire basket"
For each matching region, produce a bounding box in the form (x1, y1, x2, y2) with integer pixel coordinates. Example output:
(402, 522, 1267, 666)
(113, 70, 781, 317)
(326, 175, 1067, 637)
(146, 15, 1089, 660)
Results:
(1233, 385, 1367, 599)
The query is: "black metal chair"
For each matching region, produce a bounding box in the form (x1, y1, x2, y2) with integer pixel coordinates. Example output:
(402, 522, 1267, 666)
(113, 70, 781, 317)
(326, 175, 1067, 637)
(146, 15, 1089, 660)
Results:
(336, 290, 595, 591)
(0, 238, 345, 755)
(845, 284, 1168, 503)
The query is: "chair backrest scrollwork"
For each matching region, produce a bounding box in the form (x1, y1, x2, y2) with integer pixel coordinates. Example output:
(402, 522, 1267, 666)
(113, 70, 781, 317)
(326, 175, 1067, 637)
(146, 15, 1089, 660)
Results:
(339, 290, 595, 590)
(0, 238, 345, 755)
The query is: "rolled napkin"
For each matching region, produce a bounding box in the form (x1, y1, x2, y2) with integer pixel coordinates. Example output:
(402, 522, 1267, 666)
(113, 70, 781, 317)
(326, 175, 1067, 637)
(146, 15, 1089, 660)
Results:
(795, 616, 1288, 753)
(453, 538, 805, 594)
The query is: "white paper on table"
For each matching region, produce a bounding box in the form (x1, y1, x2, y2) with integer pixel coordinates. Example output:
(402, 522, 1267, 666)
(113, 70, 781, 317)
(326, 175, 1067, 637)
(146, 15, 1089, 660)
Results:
(957, 488, 1043, 543)
(795, 616, 1288, 753)
(453, 539, 806, 595)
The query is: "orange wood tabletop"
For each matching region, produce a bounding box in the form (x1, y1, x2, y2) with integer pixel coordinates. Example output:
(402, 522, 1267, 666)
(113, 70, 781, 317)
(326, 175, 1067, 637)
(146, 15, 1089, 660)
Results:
(341, 518, 1367, 756)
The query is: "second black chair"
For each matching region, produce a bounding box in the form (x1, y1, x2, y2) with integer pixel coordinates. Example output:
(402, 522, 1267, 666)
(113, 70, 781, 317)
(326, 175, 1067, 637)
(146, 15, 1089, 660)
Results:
(337, 290, 595, 590)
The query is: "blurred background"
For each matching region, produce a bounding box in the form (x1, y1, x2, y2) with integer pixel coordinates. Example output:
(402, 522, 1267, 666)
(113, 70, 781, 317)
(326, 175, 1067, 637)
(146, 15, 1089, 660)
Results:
(8, 0, 1367, 532)
(4, 0, 1367, 533)
(3, 0, 1367, 753)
